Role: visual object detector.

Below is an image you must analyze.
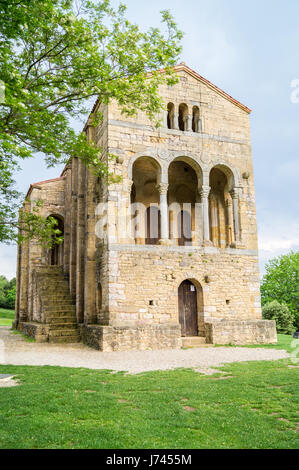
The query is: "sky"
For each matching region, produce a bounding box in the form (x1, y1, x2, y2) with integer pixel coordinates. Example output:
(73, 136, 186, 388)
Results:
(1, 0, 299, 279)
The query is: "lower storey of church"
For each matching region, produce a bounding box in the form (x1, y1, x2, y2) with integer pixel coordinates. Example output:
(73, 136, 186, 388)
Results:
(15, 247, 277, 350)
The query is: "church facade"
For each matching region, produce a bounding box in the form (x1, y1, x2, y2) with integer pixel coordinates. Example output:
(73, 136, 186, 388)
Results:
(14, 64, 277, 350)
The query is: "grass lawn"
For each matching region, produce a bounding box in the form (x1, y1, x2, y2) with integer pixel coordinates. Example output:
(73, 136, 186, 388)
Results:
(216, 334, 297, 354)
(0, 335, 298, 449)
(0, 308, 14, 326)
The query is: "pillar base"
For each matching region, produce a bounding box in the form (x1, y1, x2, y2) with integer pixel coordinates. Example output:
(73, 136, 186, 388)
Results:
(230, 242, 246, 249)
(158, 238, 172, 246)
(202, 240, 213, 247)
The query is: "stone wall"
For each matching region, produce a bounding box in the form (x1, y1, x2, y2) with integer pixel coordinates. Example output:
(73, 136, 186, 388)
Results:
(80, 323, 182, 351)
(17, 321, 49, 343)
(102, 246, 262, 328)
(205, 320, 277, 345)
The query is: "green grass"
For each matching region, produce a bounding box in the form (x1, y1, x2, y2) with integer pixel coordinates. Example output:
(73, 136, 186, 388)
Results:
(0, 308, 14, 326)
(215, 334, 296, 354)
(0, 332, 297, 449)
(0, 355, 298, 448)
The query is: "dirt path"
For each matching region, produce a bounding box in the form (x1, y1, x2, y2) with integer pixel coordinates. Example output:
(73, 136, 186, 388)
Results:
(0, 327, 289, 374)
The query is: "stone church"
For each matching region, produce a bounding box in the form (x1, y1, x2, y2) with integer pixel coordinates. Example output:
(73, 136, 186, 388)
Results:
(14, 63, 276, 351)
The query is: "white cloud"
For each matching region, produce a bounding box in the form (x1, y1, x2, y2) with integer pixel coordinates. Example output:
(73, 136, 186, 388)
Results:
(258, 218, 299, 275)
(0, 244, 17, 280)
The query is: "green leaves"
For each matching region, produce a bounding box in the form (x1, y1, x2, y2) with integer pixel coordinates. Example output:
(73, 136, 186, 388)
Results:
(0, 0, 182, 244)
(261, 252, 299, 330)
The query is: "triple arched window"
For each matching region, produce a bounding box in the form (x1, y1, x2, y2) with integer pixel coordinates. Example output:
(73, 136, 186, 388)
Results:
(167, 103, 201, 133)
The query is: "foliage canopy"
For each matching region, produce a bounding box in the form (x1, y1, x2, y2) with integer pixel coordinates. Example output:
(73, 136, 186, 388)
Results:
(0, 0, 182, 244)
(261, 251, 299, 330)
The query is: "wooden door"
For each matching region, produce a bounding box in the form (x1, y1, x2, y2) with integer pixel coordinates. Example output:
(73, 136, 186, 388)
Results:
(178, 280, 198, 337)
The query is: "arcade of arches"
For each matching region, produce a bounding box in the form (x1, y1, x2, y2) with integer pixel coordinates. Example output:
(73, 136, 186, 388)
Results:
(130, 157, 241, 247)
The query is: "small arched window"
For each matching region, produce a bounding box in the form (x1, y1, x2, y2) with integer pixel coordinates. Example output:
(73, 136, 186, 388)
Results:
(192, 106, 200, 133)
(167, 103, 175, 129)
(178, 103, 188, 131)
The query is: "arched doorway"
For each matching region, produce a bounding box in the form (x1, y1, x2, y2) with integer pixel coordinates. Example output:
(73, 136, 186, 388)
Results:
(178, 280, 198, 337)
(48, 215, 64, 266)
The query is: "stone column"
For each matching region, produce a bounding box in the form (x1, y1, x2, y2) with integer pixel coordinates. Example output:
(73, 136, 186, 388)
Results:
(210, 195, 218, 246)
(186, 114, 192, 132)
(157, 183, 170, 245)
(173, 112, 179, 130)
(124, 179, 135, 243)
(226, 198, 234, 246)
(76, 158, 86, 323)
(84, 125, 97, 324)
(63, 164, 72, 275)
(230, 188, 241, 243)
(69, 158, 78, 299)
(18, 201, 30, 322)
(200, 185, 211, 244)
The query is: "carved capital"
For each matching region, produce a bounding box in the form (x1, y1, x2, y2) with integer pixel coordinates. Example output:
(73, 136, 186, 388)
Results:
(156, 183, 169, 195)
(126, 179, 134, 192)
(230, 187, 241, 200)
(200, 185, 210, 199)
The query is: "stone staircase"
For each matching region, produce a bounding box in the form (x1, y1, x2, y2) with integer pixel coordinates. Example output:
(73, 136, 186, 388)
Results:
(181, 336, 212, 348)
(36, 266, 80, 343)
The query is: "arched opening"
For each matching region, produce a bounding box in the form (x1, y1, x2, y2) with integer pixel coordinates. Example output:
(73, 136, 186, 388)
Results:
(192, 106, 200, 132)
(131, 156, 161, 244)
(167, 102, 175, 129)
(209, 167, 234, 247)
(48, 215, 64, 266)
(168, 159, 200, 246)
(145, 206, 161, 245)
(178, 280, 198, 337)
(178, 103, 188, 131)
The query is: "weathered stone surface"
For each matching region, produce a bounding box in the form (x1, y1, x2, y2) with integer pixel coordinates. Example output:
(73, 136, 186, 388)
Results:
(205, 320, 277, 345)
(80, 324, 182, 351)
(14, 64, 276, 349)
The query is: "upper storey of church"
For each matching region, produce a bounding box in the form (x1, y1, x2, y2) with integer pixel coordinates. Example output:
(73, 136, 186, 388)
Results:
(92, 63, 251, 142)
(91, 63, 254, 194)
(86, 63, 257, 251)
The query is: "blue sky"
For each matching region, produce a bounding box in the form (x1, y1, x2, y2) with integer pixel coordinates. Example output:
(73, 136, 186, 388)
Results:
(1, 0, 299, 279)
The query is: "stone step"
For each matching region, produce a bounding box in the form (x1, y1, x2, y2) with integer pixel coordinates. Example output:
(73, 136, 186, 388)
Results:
(42, 295, 74, 302)
(46, 317, 77, 324)
(45, 308, 76, 315)
(181, 336, 208, 348)
(48, 322, 77, 330)
(43, 298, 76, 307)
(36, 267, 80, 344)
(49, 328, 79, 337)
(39, 284, 70, 291)
(48, 335, 81, 344)
(46, 316, 77, 323)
